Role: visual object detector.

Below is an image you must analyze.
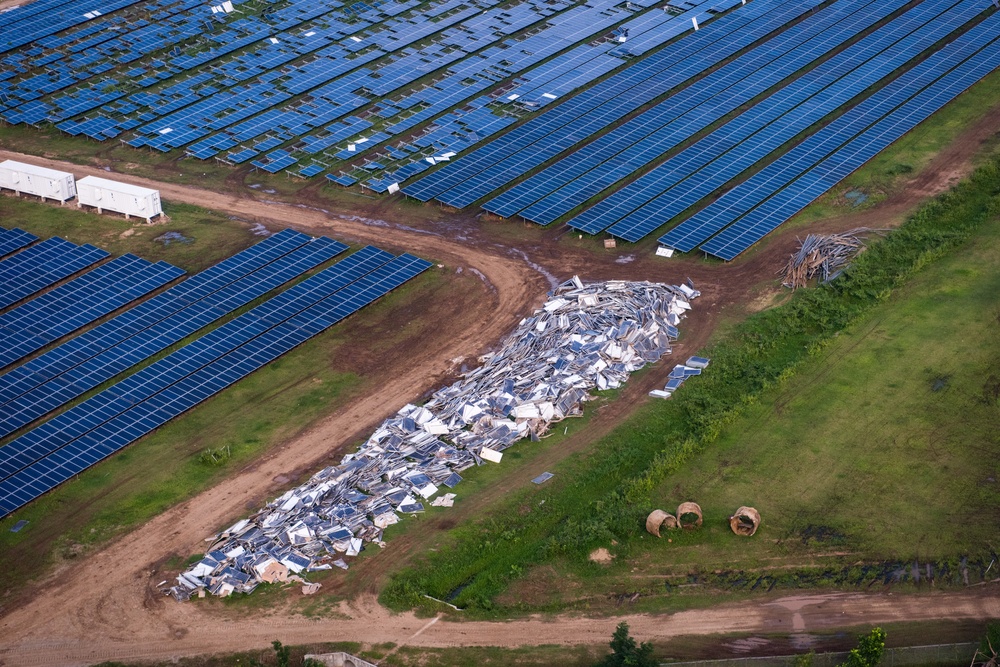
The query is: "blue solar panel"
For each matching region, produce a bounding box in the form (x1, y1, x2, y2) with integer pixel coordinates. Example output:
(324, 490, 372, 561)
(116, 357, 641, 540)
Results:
(0, 229, 314, 407)
(0, 236, 345, 438)
(698, 24, 1000, 260)
(0, 252, 431, 516)
(0, 255, 185, 369)
(571, 0, 984, 241)
(404, 0, 824, 204)
(656, 13, 1000, 258)
(0, 237, 110, 309)
(0, 228, 38, 259)
(484, 0, 904, 224)
(0, 245, 395, 482)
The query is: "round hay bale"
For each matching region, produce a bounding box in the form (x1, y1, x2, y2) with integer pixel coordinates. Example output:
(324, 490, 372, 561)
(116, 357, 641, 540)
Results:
(645, 509, 678, 537)
(676, 501, 703, 529)
(729, 506, 761, 536)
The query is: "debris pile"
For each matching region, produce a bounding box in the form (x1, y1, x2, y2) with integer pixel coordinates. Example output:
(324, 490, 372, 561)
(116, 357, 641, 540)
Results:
(168, 276, 699, 601)
(781, 228, 885, 289)
(649, 355, 708, 399)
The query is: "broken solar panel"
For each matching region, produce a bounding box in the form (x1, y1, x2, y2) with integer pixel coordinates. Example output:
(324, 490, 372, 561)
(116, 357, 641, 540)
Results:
(170, 276, 700, 600)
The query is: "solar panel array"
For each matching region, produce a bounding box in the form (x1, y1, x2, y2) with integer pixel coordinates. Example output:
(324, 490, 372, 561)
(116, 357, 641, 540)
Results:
(482, 0, 906, 221)
(406, 0, 1000, 258)
(0, 0, 744, 193)
(0, 238, 431, 516)
(0, 235, 346, 439)
(0, 236, 110, 309)
(0, 254, 185, 369)
(0, 0, 144, 55)
(570, 0, 983, 240)
(697, 18, 1000, 259)
(659, 9, 1000, 255)
(403, 0, 824, 204)
(0, 227, 38, 259)
(0, 228, 312, 409)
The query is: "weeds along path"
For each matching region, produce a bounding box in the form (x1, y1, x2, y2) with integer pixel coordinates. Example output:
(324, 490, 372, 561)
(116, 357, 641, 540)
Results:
(0, 131, 995, 666)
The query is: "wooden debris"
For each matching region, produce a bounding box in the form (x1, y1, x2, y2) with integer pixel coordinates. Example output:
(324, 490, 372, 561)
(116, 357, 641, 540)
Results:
(781, 228, 886, 289)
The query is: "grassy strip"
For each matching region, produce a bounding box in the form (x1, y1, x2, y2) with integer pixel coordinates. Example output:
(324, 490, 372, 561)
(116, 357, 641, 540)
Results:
(381, 155, 1000, 614)
(0, 196, 256, 273)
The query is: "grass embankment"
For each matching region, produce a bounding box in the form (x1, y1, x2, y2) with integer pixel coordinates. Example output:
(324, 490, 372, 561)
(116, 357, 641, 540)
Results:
(0, 196, 255, 272)
(381, 154, 1000, 615)
(0, 199, 455, 608)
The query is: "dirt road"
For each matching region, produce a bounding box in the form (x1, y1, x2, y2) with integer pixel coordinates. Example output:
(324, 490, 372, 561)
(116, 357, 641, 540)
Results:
(0, 126, 996, 667)
(1, 588, 997, 666)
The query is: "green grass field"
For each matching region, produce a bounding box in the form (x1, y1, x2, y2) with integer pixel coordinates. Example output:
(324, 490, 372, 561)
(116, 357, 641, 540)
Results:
(513, 194, 1000, 609)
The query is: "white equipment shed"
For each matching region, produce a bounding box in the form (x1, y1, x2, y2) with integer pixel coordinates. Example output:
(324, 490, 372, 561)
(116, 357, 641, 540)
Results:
(76, 175, 163, 222)
(0, 160, 76, 204)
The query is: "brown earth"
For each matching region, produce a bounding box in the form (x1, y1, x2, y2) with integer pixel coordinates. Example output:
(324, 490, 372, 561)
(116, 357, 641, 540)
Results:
(0, 112, 997, 667)
(0, 0, 29, 12)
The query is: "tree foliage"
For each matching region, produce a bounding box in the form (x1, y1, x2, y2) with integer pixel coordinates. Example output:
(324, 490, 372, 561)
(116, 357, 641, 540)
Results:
(272, 640, 291, 667)
(599, 622, 657, 667)
(840, 627, 886, 667)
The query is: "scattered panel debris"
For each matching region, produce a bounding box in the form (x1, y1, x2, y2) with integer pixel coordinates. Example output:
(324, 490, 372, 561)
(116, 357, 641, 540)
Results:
(9, 519, 28, 533)
(781, 228, 886, 289)
(168, 276, 699, 600)
(532, 472, 554, 485)
(650, 358, 707, 399)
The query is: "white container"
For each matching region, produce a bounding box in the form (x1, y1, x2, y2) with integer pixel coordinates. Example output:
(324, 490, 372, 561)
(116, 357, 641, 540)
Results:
(76, 175, 162, 222)
(0, 160, 76, 203)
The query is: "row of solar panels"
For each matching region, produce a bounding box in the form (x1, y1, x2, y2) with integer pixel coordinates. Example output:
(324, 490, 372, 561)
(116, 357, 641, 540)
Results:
(404, 0, 1000, 258)
(0, 236, 109, 309)
(682, 14, 1000, 259)
(566, 0, 983, 240)
(482, 0, 908, 222)
(403, 0, 820, 204)
(0, 228, 430, 516)
(0, 254, 185, 370)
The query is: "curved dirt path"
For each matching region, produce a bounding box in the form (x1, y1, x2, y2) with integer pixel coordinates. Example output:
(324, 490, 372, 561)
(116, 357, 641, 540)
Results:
(0, 131, 997, 666)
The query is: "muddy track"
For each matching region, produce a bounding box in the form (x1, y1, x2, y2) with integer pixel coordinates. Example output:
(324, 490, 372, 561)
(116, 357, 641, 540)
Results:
(0, 124, 996, 667)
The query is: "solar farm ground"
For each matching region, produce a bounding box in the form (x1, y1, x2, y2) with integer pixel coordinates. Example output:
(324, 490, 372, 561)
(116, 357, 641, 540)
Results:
(1, 0, 1000, 663)
(1, 103, 999, 663)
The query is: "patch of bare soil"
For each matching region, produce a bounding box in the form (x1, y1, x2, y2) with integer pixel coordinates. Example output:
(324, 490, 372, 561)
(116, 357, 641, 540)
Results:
(0, 115, 995, 666)
(589, 548, 615, 565)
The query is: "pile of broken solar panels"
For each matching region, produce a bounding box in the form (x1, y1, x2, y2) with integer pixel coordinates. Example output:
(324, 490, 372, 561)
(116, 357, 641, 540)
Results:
(169, 277, 698, 600)
(649, 356, 710, 399)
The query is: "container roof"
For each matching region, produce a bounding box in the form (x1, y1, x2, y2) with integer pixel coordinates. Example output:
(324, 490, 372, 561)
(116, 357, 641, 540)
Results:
(77, 175, 158, 197)
(0, 159, 73, 180)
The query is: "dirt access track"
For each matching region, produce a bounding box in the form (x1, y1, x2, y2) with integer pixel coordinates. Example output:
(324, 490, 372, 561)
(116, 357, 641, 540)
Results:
(0, 113, 996, 667)
(0, 589, 998, 666)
